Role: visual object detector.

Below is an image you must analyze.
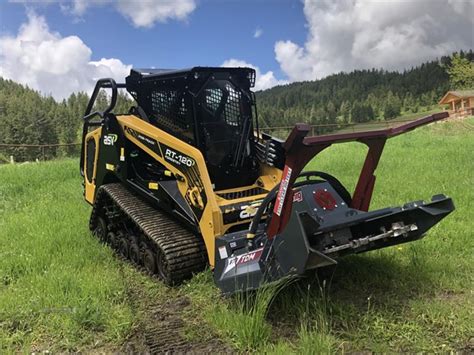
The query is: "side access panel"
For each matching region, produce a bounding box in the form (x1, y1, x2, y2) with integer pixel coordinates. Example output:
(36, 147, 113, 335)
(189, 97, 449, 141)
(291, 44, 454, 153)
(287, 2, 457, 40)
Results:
(89, 115, 129, 204)
(84, 127, 102, 204)
(117, 114, 221, 266)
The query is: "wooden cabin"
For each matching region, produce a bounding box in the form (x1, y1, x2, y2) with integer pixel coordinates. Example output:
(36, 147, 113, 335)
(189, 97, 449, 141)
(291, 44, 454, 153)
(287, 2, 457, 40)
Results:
(439, 90, 474, 117)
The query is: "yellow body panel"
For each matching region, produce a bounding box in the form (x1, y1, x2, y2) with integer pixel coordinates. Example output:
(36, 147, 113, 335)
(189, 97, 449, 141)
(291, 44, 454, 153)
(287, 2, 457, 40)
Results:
(118, 115, 224, 265)
(84, 127, 102, 204)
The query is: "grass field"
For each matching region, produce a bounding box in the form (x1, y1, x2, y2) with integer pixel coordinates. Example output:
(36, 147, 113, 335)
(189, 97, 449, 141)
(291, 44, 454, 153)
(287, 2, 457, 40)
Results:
(0, 118, 473, 352)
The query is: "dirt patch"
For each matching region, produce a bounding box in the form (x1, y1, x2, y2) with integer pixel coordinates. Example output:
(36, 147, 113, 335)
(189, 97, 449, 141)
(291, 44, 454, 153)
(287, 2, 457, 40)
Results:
(270, 320, 299, 342)
(121, 292, 233, 354)
(106, 258, 234, 354)
(435, 289, 465, 302)
(462, 337, 474, 352)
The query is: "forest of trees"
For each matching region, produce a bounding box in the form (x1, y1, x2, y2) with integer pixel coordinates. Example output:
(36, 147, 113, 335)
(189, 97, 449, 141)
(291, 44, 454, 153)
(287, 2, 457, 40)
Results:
(0, 81, 133, 162)
(0, 50, 472, 162)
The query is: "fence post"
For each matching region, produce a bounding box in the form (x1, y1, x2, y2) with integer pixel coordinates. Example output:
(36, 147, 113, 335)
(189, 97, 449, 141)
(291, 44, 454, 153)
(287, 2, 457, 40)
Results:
(10, 155, 14, 164)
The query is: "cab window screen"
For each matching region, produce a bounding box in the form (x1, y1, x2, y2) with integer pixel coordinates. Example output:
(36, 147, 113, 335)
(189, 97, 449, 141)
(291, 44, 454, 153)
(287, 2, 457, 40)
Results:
(199, 80, 251, 166)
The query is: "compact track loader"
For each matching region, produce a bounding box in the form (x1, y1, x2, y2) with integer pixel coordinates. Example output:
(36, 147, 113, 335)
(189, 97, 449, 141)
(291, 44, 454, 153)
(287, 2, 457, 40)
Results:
(81, 67, 454, 293)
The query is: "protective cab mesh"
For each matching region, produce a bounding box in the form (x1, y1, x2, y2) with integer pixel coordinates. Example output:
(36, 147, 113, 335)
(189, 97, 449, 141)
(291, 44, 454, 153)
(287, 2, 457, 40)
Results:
(204, 82, 242, 128)
(151, 90, 189, 132)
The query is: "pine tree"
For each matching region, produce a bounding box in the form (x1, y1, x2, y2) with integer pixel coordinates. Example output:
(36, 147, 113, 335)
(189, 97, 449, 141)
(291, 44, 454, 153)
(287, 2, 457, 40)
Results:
(339, 101, 350, 123)
(326, 101, 337, 124)
(383, 92, 401, 119)
(445, 53, 474, 90)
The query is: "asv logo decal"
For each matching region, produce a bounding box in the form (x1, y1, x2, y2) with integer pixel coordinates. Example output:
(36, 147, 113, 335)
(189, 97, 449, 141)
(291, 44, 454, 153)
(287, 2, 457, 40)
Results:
(223, 248, 264, 274)
(103, 134, 118, 146)
(165, 148, 195, 167)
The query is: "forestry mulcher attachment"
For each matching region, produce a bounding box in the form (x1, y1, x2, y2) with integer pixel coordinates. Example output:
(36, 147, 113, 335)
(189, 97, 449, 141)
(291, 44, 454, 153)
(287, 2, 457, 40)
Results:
(81, 67, 454, 293)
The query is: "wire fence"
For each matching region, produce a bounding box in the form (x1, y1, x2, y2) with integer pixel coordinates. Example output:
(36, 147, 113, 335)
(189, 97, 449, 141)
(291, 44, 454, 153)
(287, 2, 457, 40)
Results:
(0, 143, 81, 163)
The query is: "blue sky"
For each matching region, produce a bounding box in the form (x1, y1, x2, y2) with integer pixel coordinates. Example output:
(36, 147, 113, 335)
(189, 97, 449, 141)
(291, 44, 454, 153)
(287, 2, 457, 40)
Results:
(1, 0, 306, 77)
(0, 0, 472, 99)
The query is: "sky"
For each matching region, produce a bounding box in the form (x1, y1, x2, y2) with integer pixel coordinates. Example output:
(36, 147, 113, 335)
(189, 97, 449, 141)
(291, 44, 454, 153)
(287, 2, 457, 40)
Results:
(0, 0, 472, 100)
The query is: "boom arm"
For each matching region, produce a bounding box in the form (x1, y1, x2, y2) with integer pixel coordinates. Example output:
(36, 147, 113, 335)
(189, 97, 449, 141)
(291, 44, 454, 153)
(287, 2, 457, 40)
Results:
(267, 112, 449, 238)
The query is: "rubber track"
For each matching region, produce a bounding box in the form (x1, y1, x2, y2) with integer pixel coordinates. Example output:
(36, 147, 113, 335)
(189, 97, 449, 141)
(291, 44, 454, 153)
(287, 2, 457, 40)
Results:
(90, 183, 207, 284)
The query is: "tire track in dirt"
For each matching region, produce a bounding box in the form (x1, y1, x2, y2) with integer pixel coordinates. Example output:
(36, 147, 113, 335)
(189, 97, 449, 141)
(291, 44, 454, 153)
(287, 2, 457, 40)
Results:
(121, 293, 232, 354)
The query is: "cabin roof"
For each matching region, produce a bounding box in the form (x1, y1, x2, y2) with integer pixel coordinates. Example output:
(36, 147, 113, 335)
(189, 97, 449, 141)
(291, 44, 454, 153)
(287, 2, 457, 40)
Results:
(439, 90, 474, 104)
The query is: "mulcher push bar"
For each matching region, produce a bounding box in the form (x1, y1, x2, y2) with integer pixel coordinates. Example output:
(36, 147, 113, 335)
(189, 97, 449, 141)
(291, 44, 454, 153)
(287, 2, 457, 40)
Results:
(266, 112, 450, 238)
(214, 112, 454, 293)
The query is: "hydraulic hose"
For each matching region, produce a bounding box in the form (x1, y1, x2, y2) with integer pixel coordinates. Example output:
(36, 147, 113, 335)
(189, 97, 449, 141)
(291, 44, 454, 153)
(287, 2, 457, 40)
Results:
(247, 183, 280, 238)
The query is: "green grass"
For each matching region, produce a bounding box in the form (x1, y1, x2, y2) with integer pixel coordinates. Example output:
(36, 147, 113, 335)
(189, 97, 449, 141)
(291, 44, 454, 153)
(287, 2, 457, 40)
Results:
(0, 160, 166, 352)
(1, 118, 473, 352)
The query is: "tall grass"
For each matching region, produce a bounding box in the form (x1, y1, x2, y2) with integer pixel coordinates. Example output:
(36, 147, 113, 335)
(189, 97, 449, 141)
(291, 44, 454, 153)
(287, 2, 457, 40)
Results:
(218, 282, 287, 350)
(183, 272, 293, 351)
(0, 160, 164, 351)
(184, 272, 339, 353)
(1, 119, 473, 352)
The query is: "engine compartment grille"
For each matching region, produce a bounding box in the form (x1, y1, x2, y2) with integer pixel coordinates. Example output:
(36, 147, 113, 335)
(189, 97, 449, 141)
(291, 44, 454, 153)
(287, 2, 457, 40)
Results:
(217, 187, 268, 200)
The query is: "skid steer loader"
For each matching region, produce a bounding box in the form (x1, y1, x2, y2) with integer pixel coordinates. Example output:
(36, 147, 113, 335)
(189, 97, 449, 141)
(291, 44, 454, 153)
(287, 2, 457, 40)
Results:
(80, 67, 454, 293)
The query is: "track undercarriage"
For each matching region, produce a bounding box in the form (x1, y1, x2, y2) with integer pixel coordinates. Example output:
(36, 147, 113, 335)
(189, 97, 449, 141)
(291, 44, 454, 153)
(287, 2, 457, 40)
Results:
(90, 183, 206, 284)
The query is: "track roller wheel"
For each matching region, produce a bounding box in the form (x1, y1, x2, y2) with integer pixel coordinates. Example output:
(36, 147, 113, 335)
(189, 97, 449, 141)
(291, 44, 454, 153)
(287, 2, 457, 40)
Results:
(93, 216, 108, 242)
(129, 236, 141, 265)
(143, 245, 157, 274)
(155, 247, 170, 283)
(118, 236, 130, 258)
(108, 231, 118, 249)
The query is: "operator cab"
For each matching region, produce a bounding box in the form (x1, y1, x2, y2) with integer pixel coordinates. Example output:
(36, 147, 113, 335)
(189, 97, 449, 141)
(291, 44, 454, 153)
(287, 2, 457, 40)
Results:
(126, 67, 259, 190)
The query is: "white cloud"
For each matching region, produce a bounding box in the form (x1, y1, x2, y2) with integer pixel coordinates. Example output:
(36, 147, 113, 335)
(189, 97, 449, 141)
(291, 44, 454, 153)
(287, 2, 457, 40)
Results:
(275, 0, 474, 82)
(89, 58, 131, 81)
(11, 0, 197, 28)
(115, 0, 196, 28)
(0, 12, 131, 100)
(58, 0, 196, 28)
(254, 27, 263, 39)
(221, 59, 287, 91)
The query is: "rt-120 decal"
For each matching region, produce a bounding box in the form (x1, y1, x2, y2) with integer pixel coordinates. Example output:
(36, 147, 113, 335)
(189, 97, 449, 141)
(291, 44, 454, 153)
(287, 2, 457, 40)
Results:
(164, 147, 196, 167)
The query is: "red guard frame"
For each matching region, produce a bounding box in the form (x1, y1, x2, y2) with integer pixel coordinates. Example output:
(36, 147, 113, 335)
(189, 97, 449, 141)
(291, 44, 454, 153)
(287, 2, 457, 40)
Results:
(267, 112, 449, 239)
